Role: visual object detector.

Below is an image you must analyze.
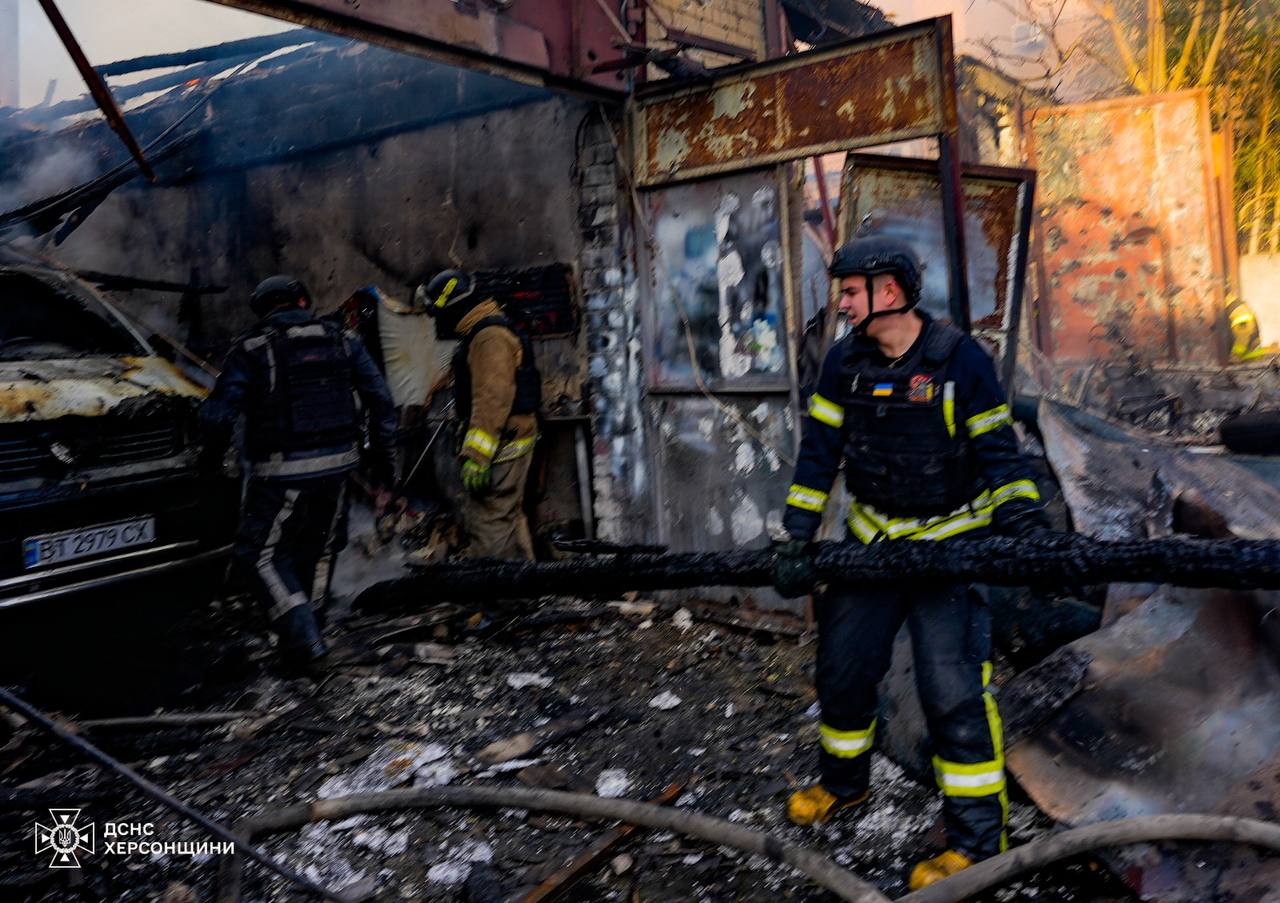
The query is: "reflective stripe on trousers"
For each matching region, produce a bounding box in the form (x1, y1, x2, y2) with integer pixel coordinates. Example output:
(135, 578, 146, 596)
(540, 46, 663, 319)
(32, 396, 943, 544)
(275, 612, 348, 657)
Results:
(814, 573, 1006, 858)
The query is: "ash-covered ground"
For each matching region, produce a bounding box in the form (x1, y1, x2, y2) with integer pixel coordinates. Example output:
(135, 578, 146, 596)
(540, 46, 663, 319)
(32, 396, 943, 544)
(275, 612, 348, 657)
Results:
(0, 511, 1134, 903)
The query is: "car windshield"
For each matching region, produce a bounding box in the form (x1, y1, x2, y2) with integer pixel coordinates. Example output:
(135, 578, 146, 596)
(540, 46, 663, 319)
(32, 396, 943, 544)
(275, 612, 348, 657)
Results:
(0, 272, 144, 361)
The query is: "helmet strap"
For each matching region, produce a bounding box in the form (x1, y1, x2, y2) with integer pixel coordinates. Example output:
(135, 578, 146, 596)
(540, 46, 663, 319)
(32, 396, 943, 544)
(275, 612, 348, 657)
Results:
(852, 273, 916, 334)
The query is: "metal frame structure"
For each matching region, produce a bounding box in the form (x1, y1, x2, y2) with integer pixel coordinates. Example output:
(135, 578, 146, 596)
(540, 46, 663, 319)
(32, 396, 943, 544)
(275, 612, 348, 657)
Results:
(837, 152, 1036, 394)
(630, 17, 971, 332)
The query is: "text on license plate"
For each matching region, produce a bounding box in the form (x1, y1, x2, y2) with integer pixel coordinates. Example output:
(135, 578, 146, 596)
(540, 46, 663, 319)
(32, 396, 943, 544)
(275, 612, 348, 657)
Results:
(23, 517, 156, 569)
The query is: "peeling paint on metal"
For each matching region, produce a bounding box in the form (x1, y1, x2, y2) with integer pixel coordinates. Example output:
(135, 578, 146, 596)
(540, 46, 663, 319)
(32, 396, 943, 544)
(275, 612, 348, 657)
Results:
(711, 82, 755, 120)
(1027, 91, 1225, 364)
(633, 22, 950, 185)
(730, 493, 764, 545)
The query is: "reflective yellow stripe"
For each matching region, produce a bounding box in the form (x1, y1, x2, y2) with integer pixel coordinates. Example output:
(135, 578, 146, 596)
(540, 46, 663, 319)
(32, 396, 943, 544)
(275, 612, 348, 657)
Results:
(848, 491, 996, 543)
(809, 393, 845, 429)
(981, 660, 1009, 846)
(942, 381, 956, 438)
(933, 755, 1005, 797)
(915, 509, 993, 541)
(435, 276, 458, 308)
(990, 479, 1040, 507)
(965, 403, 1012, 438)
(493, 435, 536, 463)
(1231, 312, 1256, 327)
(787, 484, 829, 513)
(463, 427, 498, 459)
(820, 721, 875, 758)
(847, 510, 880, 544)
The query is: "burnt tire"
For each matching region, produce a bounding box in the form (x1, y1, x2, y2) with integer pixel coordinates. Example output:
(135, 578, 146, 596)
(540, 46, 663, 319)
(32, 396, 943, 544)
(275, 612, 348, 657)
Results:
(1220, 411, 1280, 455)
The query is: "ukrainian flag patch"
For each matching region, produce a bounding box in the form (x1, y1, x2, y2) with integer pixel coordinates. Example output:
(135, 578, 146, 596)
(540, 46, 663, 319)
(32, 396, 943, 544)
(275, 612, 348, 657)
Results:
(872, 383, 894, 397)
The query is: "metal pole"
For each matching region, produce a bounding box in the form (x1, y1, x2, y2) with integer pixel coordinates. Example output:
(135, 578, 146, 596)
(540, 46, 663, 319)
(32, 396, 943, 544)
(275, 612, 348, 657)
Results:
(1002, 173, 1037, 399)
(812, 156, 837, 250)
(934, 20, 970, 332)
(0, 686, 345, 901)
(35, 0, 156, 181)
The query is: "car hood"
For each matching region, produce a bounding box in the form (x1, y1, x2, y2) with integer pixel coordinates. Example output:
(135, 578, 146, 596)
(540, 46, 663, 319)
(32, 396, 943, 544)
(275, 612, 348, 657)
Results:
(0, 356, 207, 422)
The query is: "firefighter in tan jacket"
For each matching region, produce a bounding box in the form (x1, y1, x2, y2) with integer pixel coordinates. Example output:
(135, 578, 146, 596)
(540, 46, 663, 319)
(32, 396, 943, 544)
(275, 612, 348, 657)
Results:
(423, 269, 539, 560)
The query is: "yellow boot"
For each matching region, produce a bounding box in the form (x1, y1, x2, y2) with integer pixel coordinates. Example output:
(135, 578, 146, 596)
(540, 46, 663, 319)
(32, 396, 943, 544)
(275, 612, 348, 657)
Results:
(908, 849, 974, 889)
(785, 784, 868, 826)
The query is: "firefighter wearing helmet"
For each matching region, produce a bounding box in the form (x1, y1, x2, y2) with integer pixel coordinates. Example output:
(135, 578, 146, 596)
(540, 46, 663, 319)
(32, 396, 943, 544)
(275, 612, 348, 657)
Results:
(420, 269, 540, 560)
(200, 275, 397, 670)
(773, 235, 1050, 889)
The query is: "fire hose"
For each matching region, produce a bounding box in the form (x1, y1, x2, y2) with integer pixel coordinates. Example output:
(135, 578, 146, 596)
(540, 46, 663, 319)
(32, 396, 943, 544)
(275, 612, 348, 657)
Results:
(355, 533, 1280, 611)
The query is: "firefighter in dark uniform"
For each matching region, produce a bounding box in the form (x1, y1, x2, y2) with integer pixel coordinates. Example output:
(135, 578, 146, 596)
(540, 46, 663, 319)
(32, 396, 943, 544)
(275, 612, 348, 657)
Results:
(421, 269, 541, 560)
(773, 237, 1049, 889)
(200, 276, 397, 668)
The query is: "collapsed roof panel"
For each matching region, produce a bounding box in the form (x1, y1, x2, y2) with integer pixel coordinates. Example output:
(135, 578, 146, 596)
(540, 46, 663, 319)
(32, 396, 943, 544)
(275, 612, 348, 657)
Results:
(1007, 400, 1280, 900)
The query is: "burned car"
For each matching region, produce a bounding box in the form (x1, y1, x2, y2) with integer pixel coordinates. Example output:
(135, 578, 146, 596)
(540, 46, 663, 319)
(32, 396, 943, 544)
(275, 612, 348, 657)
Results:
(0, 253, 236, 609)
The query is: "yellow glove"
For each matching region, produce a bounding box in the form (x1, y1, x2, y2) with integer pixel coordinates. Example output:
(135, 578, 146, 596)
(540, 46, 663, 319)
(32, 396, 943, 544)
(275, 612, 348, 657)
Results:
(461, 459, 492, 495)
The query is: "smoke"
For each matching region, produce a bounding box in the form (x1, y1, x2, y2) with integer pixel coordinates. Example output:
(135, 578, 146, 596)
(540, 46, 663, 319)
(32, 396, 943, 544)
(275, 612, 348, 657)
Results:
(0, 144, 97, 215)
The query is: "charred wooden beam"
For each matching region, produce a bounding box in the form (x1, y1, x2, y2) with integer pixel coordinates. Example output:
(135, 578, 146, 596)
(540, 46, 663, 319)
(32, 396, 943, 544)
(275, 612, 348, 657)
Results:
(95, 29, 331, 77)
(36, 0, 155, 180)
(356, 535, 1280, 612)
(75, 271, 228, 294)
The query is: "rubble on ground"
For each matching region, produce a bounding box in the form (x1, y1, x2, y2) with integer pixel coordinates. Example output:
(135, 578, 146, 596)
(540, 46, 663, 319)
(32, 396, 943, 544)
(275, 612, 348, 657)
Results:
(0, 569, 1133, 902)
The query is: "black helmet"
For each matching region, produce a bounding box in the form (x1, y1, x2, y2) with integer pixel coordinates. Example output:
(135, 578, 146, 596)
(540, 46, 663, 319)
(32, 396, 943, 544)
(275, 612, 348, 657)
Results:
(829, 235, 923, 309)
(422, 269, 475, 316)
(250, 275, 309, 318)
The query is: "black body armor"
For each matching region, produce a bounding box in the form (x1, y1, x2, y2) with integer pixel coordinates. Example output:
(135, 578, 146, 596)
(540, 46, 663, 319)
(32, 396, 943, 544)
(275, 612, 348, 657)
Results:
(837, 321, 976, 518)
(244, 320, 359, 458)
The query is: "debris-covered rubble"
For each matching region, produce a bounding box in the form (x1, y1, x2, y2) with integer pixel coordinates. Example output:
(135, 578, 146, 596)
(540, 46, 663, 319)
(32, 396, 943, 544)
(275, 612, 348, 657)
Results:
(0, 579, 1136, 902)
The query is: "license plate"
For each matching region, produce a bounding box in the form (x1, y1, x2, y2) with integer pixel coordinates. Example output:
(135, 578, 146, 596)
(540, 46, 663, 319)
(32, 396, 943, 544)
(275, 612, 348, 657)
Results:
(23, 517, 156, 570)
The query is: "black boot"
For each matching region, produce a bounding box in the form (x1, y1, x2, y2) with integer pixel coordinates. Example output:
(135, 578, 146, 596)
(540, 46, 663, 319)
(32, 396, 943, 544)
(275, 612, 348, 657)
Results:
(273, 605, 328, 671)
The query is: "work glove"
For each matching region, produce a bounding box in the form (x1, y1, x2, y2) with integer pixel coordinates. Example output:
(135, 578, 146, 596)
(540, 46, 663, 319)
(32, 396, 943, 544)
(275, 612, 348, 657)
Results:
(773, 538, 818, 599)
(461, 459, 492, 495)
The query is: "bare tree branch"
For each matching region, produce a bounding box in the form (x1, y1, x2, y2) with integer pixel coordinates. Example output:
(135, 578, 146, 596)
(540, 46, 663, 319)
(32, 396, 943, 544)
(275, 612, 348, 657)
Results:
(1083, 0, 1149, 90)
(1167, 0, 1207, 90)
(1195, 2, 1234, 87)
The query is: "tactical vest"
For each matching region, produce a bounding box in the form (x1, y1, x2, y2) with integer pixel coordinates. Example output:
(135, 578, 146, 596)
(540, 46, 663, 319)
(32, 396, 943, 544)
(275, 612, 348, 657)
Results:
(243, 319, 360, 458)
(837, 320, 977, 519)
(452, 315, 541, 422)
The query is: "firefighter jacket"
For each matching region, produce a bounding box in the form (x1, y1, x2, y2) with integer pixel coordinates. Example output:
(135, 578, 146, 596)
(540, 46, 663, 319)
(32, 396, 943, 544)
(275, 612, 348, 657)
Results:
(783, 313, 1044, 543)
(200, 308, 397, 485)
(454, 300, 539, 467)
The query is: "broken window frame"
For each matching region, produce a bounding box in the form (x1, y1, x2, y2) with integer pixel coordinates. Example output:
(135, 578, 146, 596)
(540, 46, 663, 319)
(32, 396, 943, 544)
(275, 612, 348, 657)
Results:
(836, 153, 1037, 394)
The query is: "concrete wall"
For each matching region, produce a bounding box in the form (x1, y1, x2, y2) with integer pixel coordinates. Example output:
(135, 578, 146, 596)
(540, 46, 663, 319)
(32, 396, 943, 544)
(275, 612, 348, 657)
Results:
(51, 95, 590, 347)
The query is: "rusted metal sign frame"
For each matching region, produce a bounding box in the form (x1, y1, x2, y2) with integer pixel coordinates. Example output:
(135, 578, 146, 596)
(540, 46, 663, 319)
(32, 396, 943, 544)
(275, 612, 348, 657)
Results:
(837, 152, 1036, 394)
(629, 17, 956, 185)
(1024, 89, 1227, 365)
(630, 16, 971, 331)
(199, 0, 627, 99)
